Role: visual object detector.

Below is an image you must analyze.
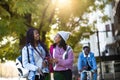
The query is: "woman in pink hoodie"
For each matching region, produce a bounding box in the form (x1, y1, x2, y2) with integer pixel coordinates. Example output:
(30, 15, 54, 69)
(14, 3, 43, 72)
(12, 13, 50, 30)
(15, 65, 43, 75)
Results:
(49, 31, 74, 80)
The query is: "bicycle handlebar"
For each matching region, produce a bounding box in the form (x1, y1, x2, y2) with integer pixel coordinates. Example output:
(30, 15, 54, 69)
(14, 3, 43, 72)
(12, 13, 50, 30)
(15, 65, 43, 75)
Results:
(82, 70, 91, 73)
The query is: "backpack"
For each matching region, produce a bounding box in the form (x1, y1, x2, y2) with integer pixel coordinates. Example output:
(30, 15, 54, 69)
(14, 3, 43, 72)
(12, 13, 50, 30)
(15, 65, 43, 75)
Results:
(16, 45, 30, 78)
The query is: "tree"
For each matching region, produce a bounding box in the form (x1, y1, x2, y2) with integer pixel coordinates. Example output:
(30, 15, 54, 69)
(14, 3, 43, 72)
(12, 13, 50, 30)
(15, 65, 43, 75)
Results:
(48, 0, 112, 62)
(0, 0, 37, 61)
(0, 0, 112, 61)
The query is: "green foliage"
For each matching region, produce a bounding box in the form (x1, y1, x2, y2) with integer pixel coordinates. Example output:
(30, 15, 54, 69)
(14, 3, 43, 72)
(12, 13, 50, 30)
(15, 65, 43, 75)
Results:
(0, 39, 20, 62)
(56, 0, 94, 26)
(101, 15, 111, 23)
(0, 6, 10, 17)
(10, 0, 35, 16)
(9, 17, 27, 37)
(0, 0, 33, 61)
(0, 18, 9, 40)
(0, 0, 112, 61)
(68, 26, 95, 49)
(0, 17, 27, 41)
(0, 0, 29, 40)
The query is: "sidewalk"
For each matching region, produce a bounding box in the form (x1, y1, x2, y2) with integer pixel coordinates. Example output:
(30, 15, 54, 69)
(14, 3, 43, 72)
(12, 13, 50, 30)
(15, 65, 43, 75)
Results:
(0, 77, 26, 80)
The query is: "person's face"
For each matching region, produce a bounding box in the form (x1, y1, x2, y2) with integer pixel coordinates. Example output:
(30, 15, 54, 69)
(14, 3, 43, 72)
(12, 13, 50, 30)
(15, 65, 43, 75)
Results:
(84, 48, 90, 55)
(33, 30, 40, 41)
(54, 34, 61, 44)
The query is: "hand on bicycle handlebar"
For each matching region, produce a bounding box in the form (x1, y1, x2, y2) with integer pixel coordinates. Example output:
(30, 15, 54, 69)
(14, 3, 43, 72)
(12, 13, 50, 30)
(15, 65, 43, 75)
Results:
(91, 69, 97, 73)
(78, 66, 88, 74)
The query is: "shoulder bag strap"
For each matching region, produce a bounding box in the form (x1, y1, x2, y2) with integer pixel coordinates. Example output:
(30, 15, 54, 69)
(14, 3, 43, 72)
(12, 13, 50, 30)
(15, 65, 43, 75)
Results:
(21, 45, 30, 67)
(34, 47, 44, 60)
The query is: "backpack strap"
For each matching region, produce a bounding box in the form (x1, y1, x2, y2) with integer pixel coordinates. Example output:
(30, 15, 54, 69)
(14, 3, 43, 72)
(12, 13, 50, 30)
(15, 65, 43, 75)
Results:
(26, 45, 30, 63)
(53, 48, 55, 58)
(52, 45, 71, 60)
(62, 46, 71, 60)
(21, 45, 30, 67)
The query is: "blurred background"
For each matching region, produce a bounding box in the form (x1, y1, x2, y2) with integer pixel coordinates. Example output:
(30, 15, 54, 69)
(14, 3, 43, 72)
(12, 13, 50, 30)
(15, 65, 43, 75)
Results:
(0, 0, 120, 80)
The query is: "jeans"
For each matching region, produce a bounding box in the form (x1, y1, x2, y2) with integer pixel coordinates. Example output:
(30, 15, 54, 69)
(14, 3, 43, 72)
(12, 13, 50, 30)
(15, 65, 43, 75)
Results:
(80, 72, 97, 80)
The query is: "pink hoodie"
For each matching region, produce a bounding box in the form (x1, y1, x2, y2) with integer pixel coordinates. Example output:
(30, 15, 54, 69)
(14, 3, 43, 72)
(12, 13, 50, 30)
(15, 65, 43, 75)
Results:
(49, 45, 74, 71)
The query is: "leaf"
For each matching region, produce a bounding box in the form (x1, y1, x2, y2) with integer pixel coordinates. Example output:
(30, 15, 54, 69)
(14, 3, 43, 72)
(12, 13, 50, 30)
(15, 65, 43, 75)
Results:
(0, 18, 10, 40)
(8, 17, 27, 37)
(101, 15, 111, 23)
(10, 0, 35, 16)
(0, 6, 10, 17)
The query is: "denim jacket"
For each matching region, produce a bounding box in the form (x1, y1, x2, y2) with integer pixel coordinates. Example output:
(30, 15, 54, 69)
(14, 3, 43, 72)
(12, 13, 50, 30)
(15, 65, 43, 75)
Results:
(77, 52, 97, 72)
(22, 43, 46, 80)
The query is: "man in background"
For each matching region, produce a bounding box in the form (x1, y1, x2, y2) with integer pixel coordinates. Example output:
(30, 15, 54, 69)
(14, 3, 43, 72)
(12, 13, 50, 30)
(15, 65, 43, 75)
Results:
(77, 46, 97, 80)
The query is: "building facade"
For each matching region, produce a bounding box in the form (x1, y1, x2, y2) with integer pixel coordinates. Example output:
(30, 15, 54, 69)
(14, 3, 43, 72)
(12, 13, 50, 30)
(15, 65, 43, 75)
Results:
(82, 0, 120, 79)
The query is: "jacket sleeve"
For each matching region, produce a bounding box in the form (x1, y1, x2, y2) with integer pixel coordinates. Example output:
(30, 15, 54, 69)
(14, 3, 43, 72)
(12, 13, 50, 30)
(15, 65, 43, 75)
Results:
(57, 48, 74, 67)
(91, 53, 97, 70)
(78, 53, 82, 71)
(22, 46, 38, 71)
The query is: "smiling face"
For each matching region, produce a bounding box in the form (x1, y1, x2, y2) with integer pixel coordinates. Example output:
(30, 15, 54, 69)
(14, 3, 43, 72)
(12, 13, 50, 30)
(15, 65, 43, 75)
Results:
(83, 47, 90, 55)
(54, 34, 61, 44)
(33, 29, 40, 42)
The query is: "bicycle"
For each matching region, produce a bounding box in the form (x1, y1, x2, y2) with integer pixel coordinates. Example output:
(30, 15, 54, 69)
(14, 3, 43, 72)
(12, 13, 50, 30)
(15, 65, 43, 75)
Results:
(83, 70, 92, 80)
(79, 70, 92, 80)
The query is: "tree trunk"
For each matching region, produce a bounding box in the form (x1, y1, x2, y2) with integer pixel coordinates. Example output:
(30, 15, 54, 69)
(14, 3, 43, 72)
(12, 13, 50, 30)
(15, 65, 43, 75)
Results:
(39, 2, 50, 32)
(41, 31, 47, 43)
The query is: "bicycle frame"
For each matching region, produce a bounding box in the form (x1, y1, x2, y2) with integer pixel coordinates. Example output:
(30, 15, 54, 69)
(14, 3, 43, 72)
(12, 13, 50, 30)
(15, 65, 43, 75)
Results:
(82, 70, 92, 80)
